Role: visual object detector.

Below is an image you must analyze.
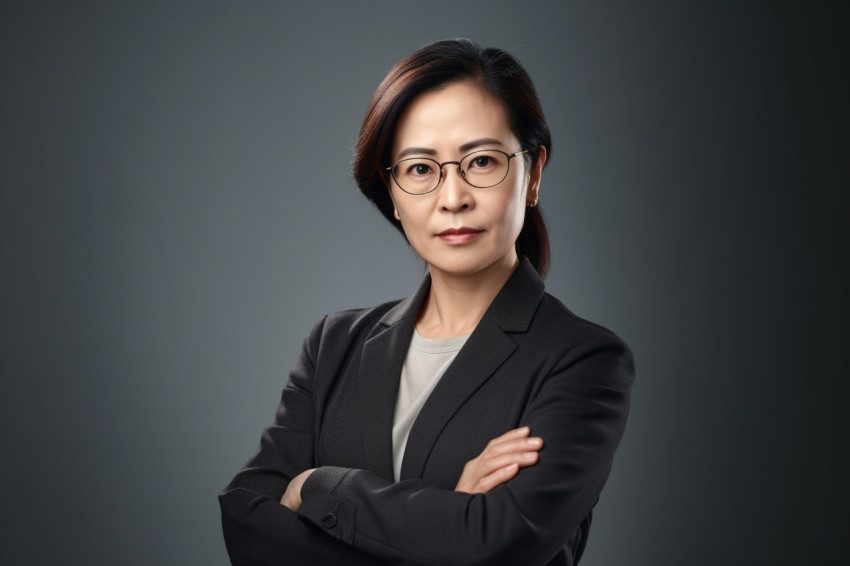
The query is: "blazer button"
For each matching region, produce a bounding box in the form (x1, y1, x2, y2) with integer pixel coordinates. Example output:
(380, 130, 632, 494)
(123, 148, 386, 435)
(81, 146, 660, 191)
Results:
(321, 513, 338, 529)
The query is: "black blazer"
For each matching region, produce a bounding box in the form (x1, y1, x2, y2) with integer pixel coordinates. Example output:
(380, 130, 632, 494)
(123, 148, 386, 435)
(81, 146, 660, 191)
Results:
(219, 259, 634, 566)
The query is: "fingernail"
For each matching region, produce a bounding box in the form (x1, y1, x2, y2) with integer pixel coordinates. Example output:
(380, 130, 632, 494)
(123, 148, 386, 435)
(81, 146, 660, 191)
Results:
(523, 452, 536, 460)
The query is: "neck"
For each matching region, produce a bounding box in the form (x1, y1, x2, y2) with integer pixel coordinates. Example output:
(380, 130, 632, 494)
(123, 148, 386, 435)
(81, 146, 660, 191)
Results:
(416, 254, 519, 339)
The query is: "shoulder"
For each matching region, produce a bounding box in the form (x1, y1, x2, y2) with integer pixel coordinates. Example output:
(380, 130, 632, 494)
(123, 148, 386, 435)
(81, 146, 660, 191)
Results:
(529, 292, 635, 388)
(303, 298, 406, 350)
(535, 292, 626, 346)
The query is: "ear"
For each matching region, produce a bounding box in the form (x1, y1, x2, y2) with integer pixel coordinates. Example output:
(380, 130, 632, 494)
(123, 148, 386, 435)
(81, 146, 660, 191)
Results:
(526, 146, 547, 206)
(387, 186, 401, 221)
(384, 174, 401, 221)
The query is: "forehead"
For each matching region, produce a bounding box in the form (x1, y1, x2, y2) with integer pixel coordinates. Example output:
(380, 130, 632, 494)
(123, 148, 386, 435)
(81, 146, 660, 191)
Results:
(392, 82, 515, 155)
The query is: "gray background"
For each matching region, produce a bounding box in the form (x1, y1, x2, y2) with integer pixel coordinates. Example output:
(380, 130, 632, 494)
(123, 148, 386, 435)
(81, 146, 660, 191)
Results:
(2, 1, 846, 565)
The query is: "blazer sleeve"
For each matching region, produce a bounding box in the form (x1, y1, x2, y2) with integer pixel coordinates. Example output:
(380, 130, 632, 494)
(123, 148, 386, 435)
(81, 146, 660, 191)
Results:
(218, 316, 388, 566)
(296, 333, 634, 566)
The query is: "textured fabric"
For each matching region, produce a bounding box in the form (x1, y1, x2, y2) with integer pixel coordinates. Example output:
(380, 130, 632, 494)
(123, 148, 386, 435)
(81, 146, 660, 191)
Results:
(219, 259, 635, 566)
(392, 330, 470, 481)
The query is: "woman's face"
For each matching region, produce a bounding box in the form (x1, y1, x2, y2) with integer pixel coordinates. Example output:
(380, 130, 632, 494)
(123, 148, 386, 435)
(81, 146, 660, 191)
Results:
(388, 82, 544, 279)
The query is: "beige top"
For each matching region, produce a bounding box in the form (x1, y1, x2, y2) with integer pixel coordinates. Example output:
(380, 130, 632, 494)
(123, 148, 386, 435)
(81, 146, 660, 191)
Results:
(391, 329, 470, 482)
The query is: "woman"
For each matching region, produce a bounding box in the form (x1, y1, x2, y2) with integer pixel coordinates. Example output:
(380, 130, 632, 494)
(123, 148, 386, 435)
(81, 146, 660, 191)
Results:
(219, 38, 634, 566)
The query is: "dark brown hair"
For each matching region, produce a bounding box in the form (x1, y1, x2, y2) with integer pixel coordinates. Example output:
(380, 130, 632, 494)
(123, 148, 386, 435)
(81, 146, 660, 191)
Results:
(353, 38, 552, 277)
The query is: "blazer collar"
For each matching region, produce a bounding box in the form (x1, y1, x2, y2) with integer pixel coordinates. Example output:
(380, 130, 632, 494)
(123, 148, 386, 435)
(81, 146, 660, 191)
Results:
(378, 257, 545, 333)
(357, 258, 545, 481)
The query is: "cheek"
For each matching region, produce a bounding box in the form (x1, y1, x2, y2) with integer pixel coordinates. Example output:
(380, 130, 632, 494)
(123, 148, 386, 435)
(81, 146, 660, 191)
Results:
(503, 202, 527, 242)
(499, 177, 529, 239)
(394, 199, 429, 241)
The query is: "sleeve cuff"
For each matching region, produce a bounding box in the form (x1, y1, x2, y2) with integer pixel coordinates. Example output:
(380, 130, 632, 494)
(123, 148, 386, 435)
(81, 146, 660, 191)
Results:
(298, 467, 357, 544)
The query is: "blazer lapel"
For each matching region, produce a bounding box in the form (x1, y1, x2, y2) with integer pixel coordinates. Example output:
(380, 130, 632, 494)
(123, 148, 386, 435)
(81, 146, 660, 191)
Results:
(399, 259, 545, 480)
(399, 318, 517, 480)
(356, 276, 430, 481)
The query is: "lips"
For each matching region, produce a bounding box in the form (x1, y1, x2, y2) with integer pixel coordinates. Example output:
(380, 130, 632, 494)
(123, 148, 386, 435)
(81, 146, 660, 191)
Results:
(436, 227, 483, 244)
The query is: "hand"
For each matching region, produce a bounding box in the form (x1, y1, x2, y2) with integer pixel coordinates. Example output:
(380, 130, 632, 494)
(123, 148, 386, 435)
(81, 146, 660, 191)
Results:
(280, 468, 316, 511)
(455, 426, 543, 494)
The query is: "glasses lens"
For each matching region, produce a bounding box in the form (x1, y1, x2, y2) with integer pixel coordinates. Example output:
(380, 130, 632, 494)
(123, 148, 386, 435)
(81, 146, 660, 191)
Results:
(460, 150, 510, 188)
(392, 158, 441, 194)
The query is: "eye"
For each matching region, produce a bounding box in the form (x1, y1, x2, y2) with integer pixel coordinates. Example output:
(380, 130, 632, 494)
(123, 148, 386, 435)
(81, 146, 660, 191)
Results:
(410, 163, 433, 176)
(396, 159, 437, 178)
(465, 151, 503, 171)
(471, 156, 492, 169)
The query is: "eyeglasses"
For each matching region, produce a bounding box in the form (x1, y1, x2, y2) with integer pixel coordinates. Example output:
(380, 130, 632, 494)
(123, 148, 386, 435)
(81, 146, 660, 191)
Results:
(386, 148, 530, 195)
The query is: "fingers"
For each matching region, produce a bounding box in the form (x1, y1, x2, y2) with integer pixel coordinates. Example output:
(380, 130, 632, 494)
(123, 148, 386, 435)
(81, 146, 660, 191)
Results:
(480, 448, 540, 475)
(455, 427, 544, 494)
(472, 430, 543, 485)
(279, 469, 316, 512)
(486, 426, 531, 448)
(471, 463, 521, 494)
(484, 434, 544, 460)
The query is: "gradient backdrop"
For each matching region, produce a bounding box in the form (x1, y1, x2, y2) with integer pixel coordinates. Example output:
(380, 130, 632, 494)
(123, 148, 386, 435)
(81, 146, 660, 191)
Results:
(2, 2, 846, 565)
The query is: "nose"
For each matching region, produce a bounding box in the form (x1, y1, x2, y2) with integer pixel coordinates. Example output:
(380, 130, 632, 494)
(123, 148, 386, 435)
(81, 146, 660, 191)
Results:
(437, 162, 473, 212)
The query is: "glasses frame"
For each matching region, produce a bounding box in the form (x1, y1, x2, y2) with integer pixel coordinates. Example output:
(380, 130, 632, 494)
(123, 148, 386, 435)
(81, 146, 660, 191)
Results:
(386, 148, 531, 195)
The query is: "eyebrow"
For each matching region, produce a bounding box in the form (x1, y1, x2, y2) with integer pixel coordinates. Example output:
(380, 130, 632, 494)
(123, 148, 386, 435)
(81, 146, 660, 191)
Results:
(397, 146, 437, 159)
(396, 138, 506, 160)
(459, 138, 505, 153)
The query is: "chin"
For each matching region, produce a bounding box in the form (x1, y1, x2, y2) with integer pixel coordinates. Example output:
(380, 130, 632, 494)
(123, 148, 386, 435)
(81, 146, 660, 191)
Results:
(426, 253, 505, 278)
(416, 238, 516, 278)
